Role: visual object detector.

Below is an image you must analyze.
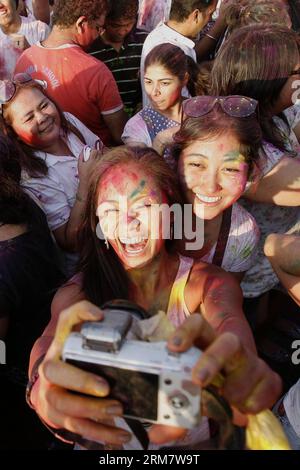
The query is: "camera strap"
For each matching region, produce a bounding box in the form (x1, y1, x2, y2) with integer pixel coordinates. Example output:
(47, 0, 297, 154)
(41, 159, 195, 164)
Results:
(125, 418, 149, 450)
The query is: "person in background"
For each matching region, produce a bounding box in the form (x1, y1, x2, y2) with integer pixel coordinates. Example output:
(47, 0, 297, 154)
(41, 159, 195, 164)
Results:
(211, 25, 300, 325)
(89, 0, 148, 117)
(140, 0, 218, 106)
(0, 74, 104, 275)
(122, 44, 197, 168)
(0, 134, 64, 449)
(15, 0, 128, 146)
(137, 0, 172, 33)
(18, 0, 50, 24)
(0, 0, 50, 79)
(264, 234, 300, 450)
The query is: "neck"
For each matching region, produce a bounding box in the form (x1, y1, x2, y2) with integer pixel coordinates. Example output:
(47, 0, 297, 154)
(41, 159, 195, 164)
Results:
(101, 33, 124, 52)
(127, 249, 171, 299)
(41, 26, 77, 48)
(166, 19, 191, 39)
(41, 136, 71, 156)
(159, 99, 183, 122)
(1, 14, 21, 35)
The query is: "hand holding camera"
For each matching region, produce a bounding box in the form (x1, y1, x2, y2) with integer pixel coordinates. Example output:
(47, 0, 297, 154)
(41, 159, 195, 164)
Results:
(62, 301, 202, 429)
(29, 300, 282, 448)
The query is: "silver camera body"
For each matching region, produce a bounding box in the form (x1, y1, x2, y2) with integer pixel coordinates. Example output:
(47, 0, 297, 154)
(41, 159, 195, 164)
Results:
(62, 302, 202, 429)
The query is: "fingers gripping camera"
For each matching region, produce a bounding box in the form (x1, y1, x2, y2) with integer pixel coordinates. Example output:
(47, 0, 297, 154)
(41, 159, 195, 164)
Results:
(62, 302, 202, 429)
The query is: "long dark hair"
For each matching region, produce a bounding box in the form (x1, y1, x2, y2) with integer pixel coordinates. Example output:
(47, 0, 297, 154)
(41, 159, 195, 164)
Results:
(172, 102, 263, 179)
(0, 82, 86, 178)
(0, 134, 36, 224)
(78, 146, 182, 307)
(211, 24, 300, 152)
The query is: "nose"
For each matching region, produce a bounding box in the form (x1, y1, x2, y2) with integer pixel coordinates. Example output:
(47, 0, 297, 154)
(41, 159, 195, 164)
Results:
(36, 110, 47, 125)
(119, 212, 141, 237)
(203, 171, 221, 194)
(151, 82, 161, 97)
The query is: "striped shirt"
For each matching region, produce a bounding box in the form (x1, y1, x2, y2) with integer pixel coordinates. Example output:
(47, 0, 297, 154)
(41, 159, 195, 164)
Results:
(89, 28, 148, 115)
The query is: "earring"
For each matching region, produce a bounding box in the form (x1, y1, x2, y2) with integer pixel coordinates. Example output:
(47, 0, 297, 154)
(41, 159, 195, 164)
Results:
(104, 238, 109, 250)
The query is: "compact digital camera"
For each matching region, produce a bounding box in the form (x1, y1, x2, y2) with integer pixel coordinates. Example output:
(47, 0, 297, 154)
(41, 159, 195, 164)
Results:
(62, 300, 202, 429)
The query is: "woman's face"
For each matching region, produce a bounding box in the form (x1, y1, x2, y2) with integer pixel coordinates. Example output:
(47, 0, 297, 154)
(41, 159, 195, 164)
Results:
(97, 163, 168, 270)
(178, 133, 249, 220)
(6, 86, 61, 150)
(144, 64, 186, 113)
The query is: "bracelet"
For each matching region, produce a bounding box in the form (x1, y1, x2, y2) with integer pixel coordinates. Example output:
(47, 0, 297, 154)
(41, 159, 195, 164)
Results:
(25, 354, 45, 409)
(204, 32, 218, 42)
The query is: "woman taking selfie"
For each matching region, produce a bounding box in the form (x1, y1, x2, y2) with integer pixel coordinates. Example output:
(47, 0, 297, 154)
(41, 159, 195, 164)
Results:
(27, 146, 262, 450)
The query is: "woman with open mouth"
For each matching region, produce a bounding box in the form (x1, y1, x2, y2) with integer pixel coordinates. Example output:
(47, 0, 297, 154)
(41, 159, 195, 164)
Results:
(25, 145, 259, 451)
(0, 73, 104, 275)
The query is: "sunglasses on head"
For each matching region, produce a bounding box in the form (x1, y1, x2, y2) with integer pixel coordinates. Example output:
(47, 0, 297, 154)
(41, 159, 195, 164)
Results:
(182, 95, 258, 119)
(290, 68, 300, 76)
(0, 73, 47, 114)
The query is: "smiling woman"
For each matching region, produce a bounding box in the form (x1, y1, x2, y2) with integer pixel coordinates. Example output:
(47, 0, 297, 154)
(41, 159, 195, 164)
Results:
(163, 95, 262, 282)
(0, 75, 104, 274)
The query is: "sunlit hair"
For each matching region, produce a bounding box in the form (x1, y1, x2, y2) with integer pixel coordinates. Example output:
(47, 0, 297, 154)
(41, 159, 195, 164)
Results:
(0, 133, 35, 224)
(222, 0, 291, 34)
(106, 0, 138, 22)
(52, 0, 108, 27)
(0, 81, 86, 177)
(172, 104, 263, 179)
(170, 0, 216, 22)
(211, 24, 300, 151)
(78, 146, 182, 306)
(144, 43, 199, 95)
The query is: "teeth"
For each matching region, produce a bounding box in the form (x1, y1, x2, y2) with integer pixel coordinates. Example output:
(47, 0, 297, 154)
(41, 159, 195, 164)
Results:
(119, 236, 146, 244)
(124, 246, 145, 254)
(196, 194, 222, 203)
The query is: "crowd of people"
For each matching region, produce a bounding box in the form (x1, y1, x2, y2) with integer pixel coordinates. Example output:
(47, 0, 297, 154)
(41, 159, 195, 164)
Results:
(1, 0, 300, 451)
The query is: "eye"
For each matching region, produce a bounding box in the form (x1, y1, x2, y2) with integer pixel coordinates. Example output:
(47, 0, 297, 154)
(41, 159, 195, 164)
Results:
(188, 162, 205, 169)
(24, 115, 34, 123)
(41, 102, 48, 109)
(144, 79, 151, 85)
(104, 208, 119, 215)
(162, 82, 171, 86)
(224, 167, 241, 174)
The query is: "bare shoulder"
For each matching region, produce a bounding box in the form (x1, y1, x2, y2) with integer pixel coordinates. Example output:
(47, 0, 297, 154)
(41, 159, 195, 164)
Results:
(190, 259, 233, 283)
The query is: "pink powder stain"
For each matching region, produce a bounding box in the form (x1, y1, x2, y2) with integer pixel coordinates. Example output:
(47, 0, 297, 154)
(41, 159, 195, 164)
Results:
(100, 165, 140, 193)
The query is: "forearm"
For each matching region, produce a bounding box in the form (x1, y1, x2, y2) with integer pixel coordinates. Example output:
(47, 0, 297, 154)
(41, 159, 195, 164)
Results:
(201, 303, 256, 353)
(244, 157, 300, 205)
(195, 17, 227, 60)
(202, 275, 256, 352)
(54, 183, 88, 252)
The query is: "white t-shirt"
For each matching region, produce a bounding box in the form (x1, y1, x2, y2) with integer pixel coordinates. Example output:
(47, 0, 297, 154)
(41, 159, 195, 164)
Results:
(140, 22, 196, 106)
(21, 112, 101, 231)
(0, 15, 50, 79)
(241, 105, 300, 297)
(200, 203, 260, 273)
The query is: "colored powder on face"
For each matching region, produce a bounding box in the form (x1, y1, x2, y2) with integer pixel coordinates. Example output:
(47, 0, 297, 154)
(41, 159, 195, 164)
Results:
(223, 150, 246, 164)
(130, 179, 146, 199)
